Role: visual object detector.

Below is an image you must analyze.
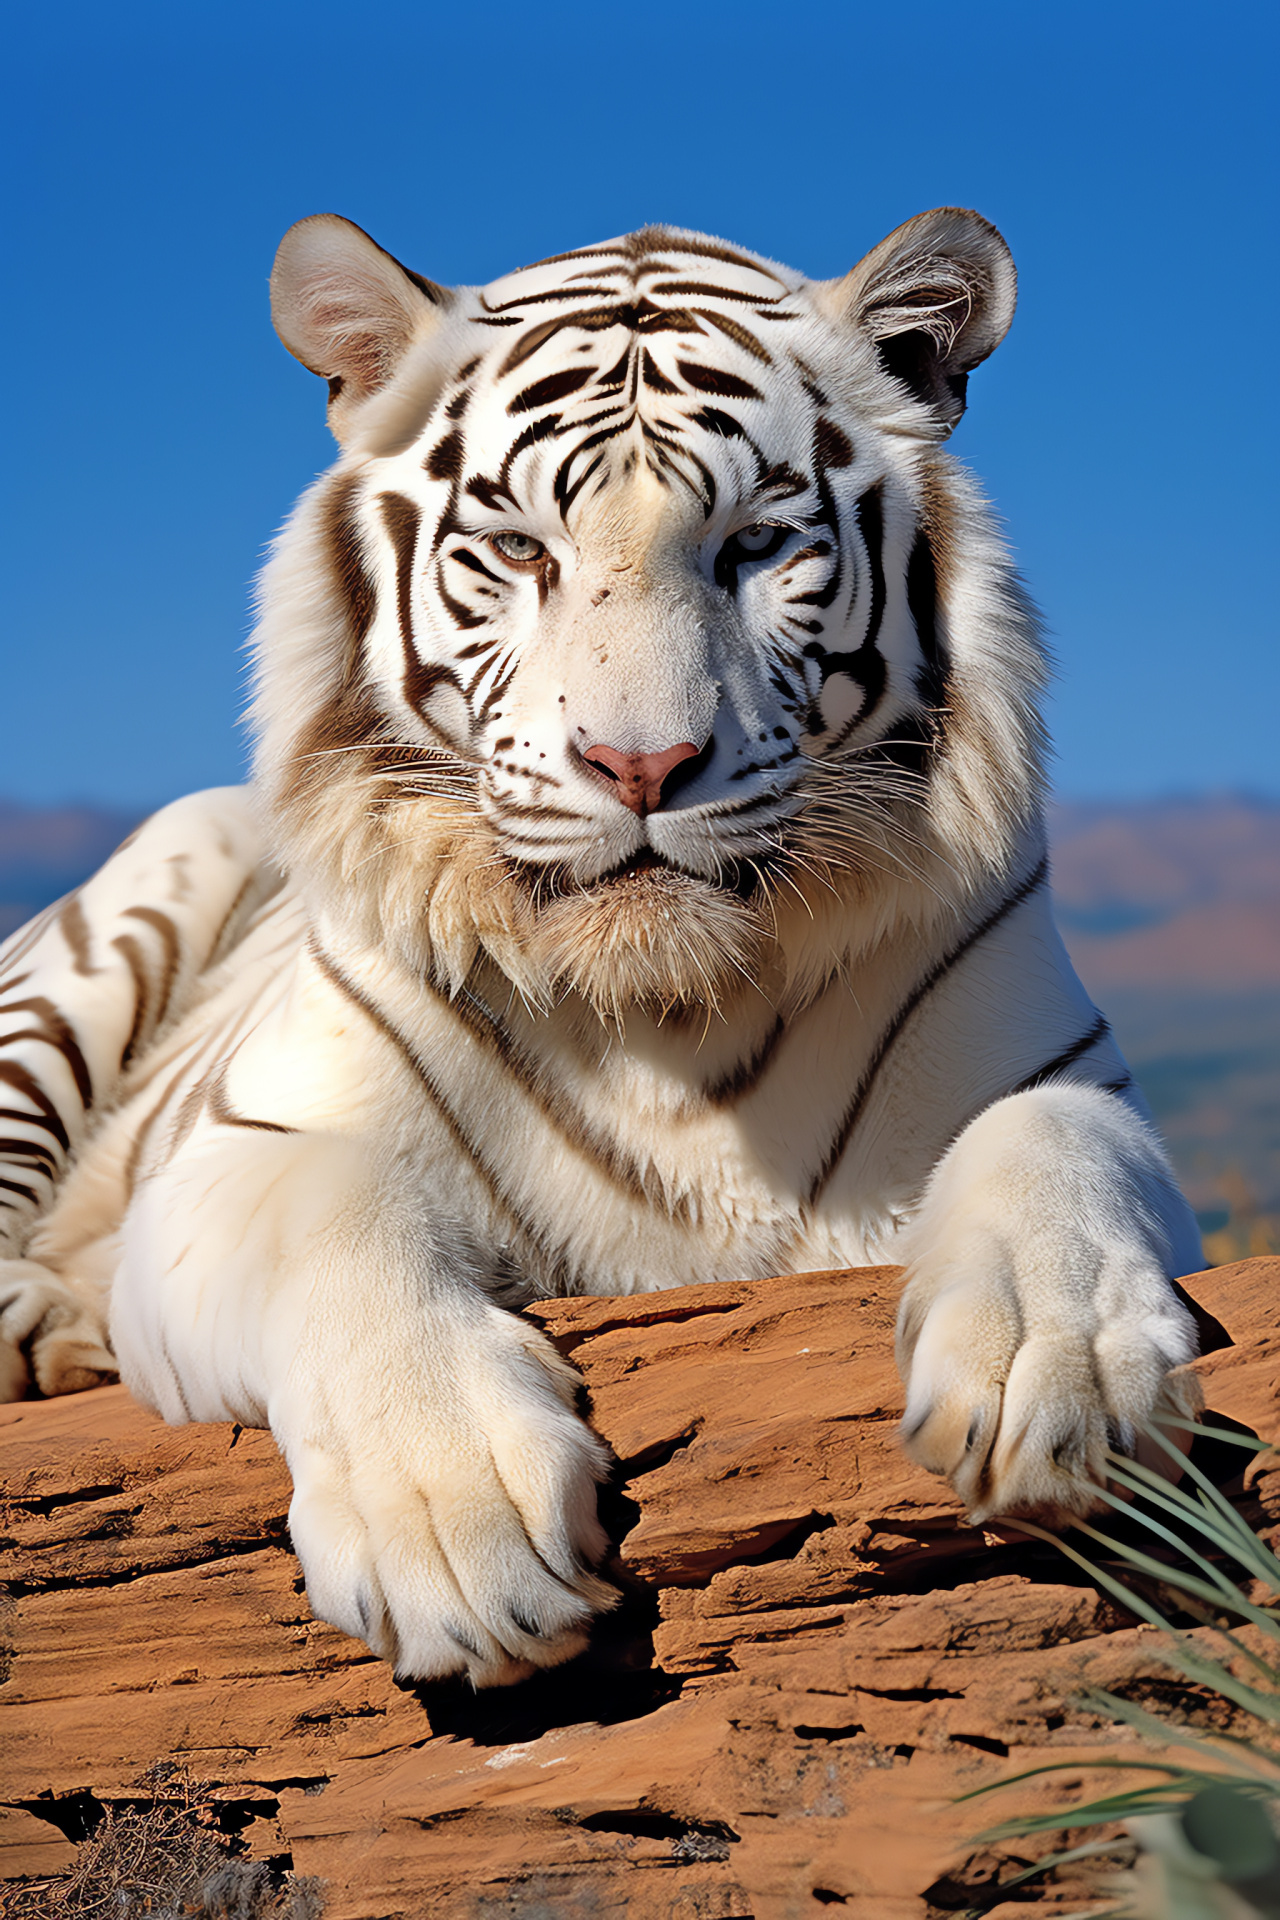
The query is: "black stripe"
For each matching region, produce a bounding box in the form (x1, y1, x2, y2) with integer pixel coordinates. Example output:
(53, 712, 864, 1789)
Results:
(0, 901, 64, 981)
(307, 939, 570, 1284)
(690, 309, 772, 363)
(815, 418, 854, 470)
(907, 531, 949, 708)
(207, 1063, 299, 1135)
(423, 971, 661, 1207)
(0, 1072, 71, 1152)
(704, 1015, 786, 1105)
(807, 854, 1051, 1204)
(508, 367, 595, 415)
(0, 1136, 59, 1176)
(795, 485, 886, 745)
(425, 430, 465, 482)
(1004, 1012, 1112, 1098)
(322, 470, 378, 654)
(652, 279, 786, 305)
(451, 548, 506, 585)
(111, 933, 151, 1071)
(677, 362, 762, 401)
(378, 490, 422, 671)
(59, 896, 100, 976)
(1, 997, 93, 1107)
(124, 1056, 206, 1200)
(479, 284, 619, 316)
(207, 872, 255, 969)
(123, 907, 180, 1030)
(380, 492, 474, 705)
(640, 233, 784, 277)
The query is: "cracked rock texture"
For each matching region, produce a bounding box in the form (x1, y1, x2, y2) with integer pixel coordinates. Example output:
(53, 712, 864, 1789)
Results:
(2, 1257, 1278, 1917)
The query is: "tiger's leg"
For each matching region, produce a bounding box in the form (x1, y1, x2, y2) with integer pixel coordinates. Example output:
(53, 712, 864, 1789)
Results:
(0, 786, 272, 1399)
(110, 1124, 613, 1685)
(895, 1084, 1203, 1524)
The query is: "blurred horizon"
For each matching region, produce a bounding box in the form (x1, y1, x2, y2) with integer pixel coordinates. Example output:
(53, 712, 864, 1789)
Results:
(4, 0, 1279, 807)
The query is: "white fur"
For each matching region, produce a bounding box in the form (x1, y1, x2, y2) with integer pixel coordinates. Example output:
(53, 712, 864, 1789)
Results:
(0, 213, 1203, 1684)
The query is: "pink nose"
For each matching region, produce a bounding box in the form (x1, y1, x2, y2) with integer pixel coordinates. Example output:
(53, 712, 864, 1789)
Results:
(582, 742, 703, 817)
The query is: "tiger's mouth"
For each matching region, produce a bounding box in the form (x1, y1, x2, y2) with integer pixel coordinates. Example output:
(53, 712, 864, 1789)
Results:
(521, 847, 767, 904)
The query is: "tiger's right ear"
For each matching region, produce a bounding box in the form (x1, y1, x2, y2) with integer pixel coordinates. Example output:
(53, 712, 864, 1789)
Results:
(270, 214, 452, 446)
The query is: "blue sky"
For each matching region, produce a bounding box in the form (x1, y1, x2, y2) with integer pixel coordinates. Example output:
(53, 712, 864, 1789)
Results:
(3, 0, 1277, 808)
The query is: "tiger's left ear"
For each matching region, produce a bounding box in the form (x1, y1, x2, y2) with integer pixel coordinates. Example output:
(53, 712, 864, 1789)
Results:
(816, 208, 1016, 432)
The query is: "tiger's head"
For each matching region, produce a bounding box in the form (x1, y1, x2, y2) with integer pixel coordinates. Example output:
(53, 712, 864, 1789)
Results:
(252, 211, 1044, 1020)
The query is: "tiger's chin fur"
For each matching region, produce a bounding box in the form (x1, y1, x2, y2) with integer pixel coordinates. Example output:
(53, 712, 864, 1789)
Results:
(524, 860, 771, 1026)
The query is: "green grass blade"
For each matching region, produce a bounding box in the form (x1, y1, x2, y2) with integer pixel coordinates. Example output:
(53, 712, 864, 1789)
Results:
(1072, 1519, 1280, 1660)
(957, 1758, 1221, 1809)
(1013, 1519, 1186, 1630)
(1141, 1642, 1280, 1725)
(1092, 1470, 1251, 1583)
(962, 1420, 1280, 1908)
(1100, 1456, 1280, 1597)
(1135, 1426, 1280, 1587)
(978, 1778, 1245, 1841)
(1077, 1493, 1275, 1631)
(1103, 1450, 1280, 1593)
(1080, 1688, 1280, 1783)
(1017, 1519, 1280, 1720)
(973, 1836, 1137, 1900)
(1157, 1416, 1272, 1454)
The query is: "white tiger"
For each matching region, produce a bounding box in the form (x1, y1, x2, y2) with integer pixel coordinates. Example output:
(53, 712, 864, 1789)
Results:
(0, 208, 1202, 1686)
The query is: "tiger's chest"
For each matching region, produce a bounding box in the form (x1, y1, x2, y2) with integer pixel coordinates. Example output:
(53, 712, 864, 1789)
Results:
(194, 884, 1107, 1296)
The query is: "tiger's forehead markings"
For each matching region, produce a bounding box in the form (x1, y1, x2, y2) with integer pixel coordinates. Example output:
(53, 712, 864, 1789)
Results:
(471, 228, 798, 382)
(413, 230, 845, 548)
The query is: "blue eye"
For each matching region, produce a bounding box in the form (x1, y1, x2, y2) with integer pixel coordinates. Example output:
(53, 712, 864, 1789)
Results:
(735, 522, 781, 554)
(721, 522, 789, 568)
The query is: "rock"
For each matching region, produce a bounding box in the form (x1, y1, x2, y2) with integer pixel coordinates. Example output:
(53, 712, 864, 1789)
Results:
(1, 1257, 1278, 1917)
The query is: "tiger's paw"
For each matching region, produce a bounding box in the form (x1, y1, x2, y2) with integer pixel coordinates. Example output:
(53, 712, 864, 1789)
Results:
(895, 1233, 1201, 1528)
(0, 1260, 118, 1402)
(278, 1306, 616, 1686)
(892, 1086, 1204, 1529)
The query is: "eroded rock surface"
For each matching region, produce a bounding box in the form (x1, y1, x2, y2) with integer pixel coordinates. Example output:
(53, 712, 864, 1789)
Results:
(2, 1258, 1278, 1917)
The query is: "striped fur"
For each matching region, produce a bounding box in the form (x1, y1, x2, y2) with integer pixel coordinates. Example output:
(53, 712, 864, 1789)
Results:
(0, 211, 1203, 1684)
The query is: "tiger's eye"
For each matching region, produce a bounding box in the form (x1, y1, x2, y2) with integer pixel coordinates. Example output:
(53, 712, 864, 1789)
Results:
(490, 531, 545, 565)
(735, 523, 778, 554)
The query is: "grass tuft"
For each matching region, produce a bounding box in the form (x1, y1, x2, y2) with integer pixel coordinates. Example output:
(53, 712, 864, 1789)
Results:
(2, 1765, 325, 1920)
(955, 1417, 1280, 1917)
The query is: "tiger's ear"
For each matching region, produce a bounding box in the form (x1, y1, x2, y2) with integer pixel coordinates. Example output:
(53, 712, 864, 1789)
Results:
(816, 208, 1016, 433)
(270, 214, 451, 445)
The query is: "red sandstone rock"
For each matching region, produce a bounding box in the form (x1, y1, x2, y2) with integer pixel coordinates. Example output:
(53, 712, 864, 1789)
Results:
(1, 1258, 1277, 1916)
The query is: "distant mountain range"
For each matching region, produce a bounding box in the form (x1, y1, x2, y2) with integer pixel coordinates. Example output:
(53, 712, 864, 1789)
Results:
(2, 791, 1277, 1233)
(1048, 797, 1280, 1235)
(0, 800, 142, 941)
(1051, 794, 1280, 992)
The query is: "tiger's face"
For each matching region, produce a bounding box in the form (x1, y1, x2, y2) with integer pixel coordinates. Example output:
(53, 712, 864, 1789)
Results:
(257, 212, 1031, 1016)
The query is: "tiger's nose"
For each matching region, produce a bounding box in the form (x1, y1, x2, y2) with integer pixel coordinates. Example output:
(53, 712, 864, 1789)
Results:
(582, 741, 704, 817)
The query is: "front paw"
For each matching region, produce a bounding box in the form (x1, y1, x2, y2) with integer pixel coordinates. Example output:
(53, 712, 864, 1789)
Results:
(896, 1236, 1200, 1528)
(0, 1261, 117, 1401)
(278, 1307, 615, 1686)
